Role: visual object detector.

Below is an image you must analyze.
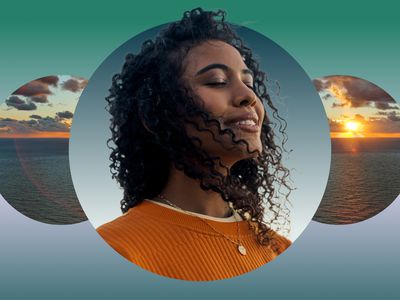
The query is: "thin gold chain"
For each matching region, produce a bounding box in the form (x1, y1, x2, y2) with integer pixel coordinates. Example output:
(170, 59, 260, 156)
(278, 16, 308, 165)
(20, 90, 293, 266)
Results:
(156, 194, 242, 247)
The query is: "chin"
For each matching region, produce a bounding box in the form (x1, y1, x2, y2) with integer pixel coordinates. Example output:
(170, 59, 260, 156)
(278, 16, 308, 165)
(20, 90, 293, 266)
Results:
(225, 142, 262, 163)
(241, 147, 262, 159)
(199, 134, 263, 166)
(239, 138, 262, 156)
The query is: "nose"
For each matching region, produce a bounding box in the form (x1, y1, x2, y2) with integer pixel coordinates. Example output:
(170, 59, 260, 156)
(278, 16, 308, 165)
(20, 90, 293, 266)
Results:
(232, 81, 257, 107)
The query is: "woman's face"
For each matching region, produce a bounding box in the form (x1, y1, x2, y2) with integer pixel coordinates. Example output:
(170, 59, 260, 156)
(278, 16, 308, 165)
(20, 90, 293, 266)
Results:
(182, 40, 265, 166)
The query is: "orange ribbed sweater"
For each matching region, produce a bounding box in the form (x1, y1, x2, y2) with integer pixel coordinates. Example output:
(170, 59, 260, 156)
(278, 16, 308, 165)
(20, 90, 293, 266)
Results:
(97, 200, 291, 281)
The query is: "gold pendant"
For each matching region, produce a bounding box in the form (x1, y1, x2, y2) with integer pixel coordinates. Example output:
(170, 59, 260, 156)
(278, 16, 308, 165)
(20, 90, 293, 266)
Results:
(238, 244, 247, 256)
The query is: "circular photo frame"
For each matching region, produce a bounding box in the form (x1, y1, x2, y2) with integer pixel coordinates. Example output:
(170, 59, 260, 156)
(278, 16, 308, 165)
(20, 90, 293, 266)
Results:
(70, 9, 330, 281)
(313, 75, 400, 224)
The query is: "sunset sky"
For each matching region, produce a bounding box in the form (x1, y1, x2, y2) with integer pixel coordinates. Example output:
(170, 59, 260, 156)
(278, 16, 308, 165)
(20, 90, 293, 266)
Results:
(314, 75, 400, 138)
(0, 75, 87, 138)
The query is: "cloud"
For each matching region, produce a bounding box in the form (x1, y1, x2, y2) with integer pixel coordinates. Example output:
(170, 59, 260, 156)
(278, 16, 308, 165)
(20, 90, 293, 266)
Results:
(0, 126, 11, 133)
(1, 118, 17, 122)
(374, 102, 399, 110)
(31, 116, 70, 132)
(56, 111, 73, 119)
(328, 111, 400, 133)
(36, 76, 59, 87)
(332, 102, 346, 108)
(30, 95, 48, 103)
(12, 80, 52, 97)
(367, 117, 400, 132)
(328, 119, 343, 132)
(19, 116, 70, 132)
(5, 96, 37, 111)
(11, 76, 61, 104)
(314, 75, 397, 109)
(322, 93, 332, 100)
(354, 114, 365, 121)
(0, 118, 38, 135)
(387, 111, 400, 122)
(62, 77, 87, 93)
(34, 117, 69, 131)
(376, 111, 394, 116)
(0, 113, 71, 136)
(313, 79, 325, 92)
(375, 111, 400, 121)
(24, 120, 37, 126)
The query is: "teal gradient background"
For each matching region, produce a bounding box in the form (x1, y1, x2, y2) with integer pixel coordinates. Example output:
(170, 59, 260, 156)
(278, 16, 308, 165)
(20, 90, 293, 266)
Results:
(1, 1, 399, 299)
(1, 193, 399, 299)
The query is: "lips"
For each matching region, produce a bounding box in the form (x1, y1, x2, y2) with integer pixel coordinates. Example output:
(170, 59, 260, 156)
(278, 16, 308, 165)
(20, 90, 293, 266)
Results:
(223, 112, 260, 133)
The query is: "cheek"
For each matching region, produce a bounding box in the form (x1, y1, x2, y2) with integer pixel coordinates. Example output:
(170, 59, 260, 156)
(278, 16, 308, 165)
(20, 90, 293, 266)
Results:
(257, 102, 266, 122)
(195, 89, 228, 117)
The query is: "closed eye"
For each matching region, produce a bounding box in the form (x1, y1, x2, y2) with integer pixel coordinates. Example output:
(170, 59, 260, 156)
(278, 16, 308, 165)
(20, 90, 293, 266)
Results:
(205, 81, 227, 87)
(244, 82, 254, 89)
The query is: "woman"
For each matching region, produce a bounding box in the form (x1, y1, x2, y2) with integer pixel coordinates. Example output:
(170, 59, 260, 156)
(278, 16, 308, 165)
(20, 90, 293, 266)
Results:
(98, 8, 292, 281)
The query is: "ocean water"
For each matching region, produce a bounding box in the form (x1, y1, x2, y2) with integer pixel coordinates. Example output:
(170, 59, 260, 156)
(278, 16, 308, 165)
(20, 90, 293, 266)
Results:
(0, 138, 87, 224)
(313, 138, 400, 224)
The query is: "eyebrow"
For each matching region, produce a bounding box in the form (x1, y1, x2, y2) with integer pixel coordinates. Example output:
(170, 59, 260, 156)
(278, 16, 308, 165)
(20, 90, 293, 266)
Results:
(195, 63, 254, 77)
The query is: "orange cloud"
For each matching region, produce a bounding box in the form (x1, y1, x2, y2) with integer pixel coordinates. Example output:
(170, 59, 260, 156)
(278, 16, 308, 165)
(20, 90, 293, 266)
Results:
(0, 131, 70, 139)
(331, 132, 400, 139)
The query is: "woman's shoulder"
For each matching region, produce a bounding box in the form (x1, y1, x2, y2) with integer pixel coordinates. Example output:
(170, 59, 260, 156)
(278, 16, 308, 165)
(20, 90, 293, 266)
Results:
(96, 213, 130, 236)
(96, 208, 150, 260)
(96, 201, 156, 235)
(96, 206, 147, 238)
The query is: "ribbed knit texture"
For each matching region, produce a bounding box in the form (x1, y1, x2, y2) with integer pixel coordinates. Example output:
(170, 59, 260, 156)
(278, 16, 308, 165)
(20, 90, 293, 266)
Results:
(97, 200, 291, 281)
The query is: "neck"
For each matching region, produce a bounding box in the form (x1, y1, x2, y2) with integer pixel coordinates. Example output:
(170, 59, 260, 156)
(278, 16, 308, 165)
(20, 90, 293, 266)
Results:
(156, 165, 231, 218)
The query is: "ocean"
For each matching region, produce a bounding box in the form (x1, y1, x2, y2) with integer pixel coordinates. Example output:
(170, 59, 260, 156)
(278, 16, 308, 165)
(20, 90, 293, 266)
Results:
(0, 138, 87, 224)
(313, 138, 400, 224)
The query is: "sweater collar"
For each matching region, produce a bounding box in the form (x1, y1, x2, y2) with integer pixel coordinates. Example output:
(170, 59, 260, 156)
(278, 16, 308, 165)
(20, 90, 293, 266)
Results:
(126, 199, 253, 236)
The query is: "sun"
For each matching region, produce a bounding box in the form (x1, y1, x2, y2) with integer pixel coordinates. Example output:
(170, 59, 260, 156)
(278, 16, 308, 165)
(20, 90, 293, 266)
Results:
(345, 121, 360, 132)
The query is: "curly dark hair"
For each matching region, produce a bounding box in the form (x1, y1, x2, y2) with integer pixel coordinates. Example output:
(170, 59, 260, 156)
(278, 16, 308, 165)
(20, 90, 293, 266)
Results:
(106, 8, 292, 245)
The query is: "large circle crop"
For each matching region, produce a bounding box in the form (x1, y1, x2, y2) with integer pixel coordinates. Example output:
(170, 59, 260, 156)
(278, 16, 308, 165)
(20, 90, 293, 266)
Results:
(70, 24, 330, 279)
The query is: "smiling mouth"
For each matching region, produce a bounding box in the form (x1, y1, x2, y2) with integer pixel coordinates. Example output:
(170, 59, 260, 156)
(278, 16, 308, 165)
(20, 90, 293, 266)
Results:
(223, 114, 261, 134)
(227, 120, 260, 133)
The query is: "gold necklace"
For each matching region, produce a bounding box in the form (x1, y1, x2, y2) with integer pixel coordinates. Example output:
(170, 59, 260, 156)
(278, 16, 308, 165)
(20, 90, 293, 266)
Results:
(156, 194, 247, 256)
